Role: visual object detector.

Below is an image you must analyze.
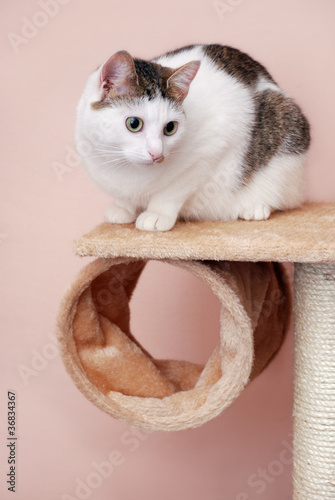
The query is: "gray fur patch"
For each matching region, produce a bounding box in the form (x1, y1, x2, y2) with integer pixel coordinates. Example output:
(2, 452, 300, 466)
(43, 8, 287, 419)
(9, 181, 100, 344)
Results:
(204, 44, 275, 86)
(243, 90, 310, 180)
(92, 59, 178, 110)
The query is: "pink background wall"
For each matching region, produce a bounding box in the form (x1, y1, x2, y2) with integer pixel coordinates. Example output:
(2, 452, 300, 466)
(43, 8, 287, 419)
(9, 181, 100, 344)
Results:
(1, 0, 334, 498)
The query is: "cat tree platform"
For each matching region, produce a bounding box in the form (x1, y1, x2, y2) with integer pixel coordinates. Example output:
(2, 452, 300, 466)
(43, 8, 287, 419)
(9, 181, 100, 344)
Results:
(75, 202, 335, 263)
(60, 202, 335, 499)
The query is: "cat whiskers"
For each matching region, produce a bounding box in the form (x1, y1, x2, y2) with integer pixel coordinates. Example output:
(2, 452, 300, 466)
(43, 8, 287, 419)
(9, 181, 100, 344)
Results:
(88, 146, 140, 160)
(96, 157, 127, 168)
(83, 142, 147, 166)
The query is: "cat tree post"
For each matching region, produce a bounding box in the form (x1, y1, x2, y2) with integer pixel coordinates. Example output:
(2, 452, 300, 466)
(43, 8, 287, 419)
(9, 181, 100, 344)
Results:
(294, 262, 335, 499)
(61, 202, 335, 496)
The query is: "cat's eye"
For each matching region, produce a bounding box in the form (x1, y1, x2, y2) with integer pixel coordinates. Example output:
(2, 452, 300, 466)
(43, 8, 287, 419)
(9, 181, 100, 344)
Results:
(126, 117, 143, 133)
(163, 121, 178, 136)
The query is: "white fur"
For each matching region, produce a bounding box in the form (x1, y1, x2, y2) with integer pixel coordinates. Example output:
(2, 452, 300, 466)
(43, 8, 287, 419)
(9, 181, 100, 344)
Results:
(76, 46, 307, 231)
(256, 76, 280, 93)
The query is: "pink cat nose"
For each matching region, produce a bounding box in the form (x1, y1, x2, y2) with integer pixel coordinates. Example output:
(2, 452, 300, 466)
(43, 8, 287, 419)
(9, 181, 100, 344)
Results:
(149, 152, 164, 163)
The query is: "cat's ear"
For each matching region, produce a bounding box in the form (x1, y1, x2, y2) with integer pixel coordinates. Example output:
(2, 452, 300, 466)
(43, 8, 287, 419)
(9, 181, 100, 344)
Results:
(166, 60, 200, 103)
(99, 51, 138, 100)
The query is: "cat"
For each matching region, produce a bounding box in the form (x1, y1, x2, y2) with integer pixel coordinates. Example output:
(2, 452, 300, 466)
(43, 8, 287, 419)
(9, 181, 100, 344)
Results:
(75, 44, 310, 231)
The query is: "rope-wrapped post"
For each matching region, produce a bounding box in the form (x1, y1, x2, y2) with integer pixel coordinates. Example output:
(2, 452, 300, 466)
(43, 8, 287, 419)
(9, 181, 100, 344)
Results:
(294, 263, 335, 499)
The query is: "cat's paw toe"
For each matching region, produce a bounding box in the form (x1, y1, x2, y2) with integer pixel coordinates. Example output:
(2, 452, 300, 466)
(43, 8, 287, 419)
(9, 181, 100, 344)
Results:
(136, 212, 175, 231)
(104, 205, 136, 224)
(253, 205, 271, 220)
(240, 205, 271, 221)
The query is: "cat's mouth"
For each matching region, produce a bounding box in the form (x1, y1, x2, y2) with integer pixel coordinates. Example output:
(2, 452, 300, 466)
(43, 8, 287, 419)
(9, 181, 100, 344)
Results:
(136, 155, 165, 166)
(124, 153, 166, 167)
(153, 155, 164, 164)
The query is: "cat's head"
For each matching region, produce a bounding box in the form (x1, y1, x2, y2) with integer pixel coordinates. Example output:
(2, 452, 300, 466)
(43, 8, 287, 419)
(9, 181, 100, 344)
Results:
(77, 51, 200, 167)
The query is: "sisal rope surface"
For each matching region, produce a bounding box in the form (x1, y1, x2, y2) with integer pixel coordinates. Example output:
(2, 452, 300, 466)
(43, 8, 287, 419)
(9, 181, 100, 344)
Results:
(294, 263, 335, 499)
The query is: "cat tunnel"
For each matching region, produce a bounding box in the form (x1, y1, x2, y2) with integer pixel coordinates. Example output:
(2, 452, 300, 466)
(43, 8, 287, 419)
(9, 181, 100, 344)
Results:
(57, 202, 335, 499)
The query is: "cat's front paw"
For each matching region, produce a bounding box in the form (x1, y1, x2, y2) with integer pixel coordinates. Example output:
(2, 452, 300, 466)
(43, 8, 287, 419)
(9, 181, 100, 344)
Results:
(104, 205, 136, 224)
(135, 211, 176, 231)
(239, 204, 271, 221)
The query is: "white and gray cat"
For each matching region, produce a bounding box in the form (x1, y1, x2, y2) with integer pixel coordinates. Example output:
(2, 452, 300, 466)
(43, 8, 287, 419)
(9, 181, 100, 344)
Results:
(76, 44, 310, 231)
